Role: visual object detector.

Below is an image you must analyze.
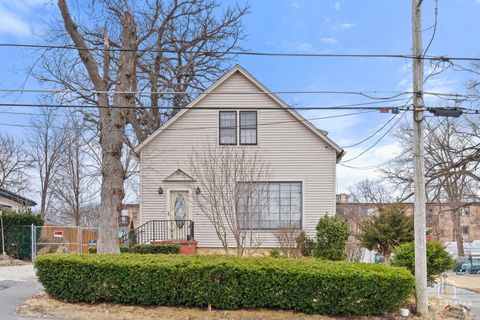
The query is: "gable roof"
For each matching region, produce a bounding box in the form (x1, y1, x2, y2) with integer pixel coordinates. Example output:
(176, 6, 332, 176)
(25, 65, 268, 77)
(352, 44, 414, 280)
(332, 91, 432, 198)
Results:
(0, 187, 37, 207)
(135, 65, 344, 161)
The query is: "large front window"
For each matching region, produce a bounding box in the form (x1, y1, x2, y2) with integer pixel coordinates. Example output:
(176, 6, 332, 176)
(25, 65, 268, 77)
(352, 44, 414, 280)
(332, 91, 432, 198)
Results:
(237, 182, 302, 229)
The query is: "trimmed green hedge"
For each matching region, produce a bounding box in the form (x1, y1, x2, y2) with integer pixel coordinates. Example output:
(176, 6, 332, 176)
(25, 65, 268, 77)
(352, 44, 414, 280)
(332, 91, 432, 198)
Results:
(130, 244, 180, 254)
(88, 246, 130, 254)
(35, 254, 414, 315)
(88, 244, 180, 255)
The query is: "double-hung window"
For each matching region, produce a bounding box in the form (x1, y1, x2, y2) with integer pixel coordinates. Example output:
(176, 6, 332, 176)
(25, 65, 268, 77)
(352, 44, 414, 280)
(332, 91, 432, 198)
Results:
(237, 182, 302, 229)
(240, 111, 257, 145)
(219, 111, 237, 145)
(219, 110, 258, 145)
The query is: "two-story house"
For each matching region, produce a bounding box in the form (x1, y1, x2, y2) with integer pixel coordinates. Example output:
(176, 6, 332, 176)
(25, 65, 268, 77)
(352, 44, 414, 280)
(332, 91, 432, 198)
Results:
(135, 65, 343, 251)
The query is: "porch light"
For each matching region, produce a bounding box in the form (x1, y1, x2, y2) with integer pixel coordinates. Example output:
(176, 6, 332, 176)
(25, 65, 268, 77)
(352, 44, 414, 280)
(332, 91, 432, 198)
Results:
(195, 187, 201, 195)
(158, 187, 163, 195)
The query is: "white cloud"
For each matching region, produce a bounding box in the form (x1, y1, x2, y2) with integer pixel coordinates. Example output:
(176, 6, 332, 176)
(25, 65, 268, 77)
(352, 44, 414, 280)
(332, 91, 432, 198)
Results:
(336, 141, 403, 192)
(334, 2, 341, 10)
(320, 37, 338, 45)
(297, 42, 313, 51)
(0, 4, 31, 38)
(291, 2, 300, 8)
(279, 40, 316, 52)
(339, 22, 354, 29)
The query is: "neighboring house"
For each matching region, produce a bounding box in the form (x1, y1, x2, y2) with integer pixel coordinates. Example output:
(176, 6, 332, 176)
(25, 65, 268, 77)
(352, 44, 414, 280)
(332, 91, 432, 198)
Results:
(135, 65, 343, 250)
(0, 187, 37, 212)
(336, 193, 480, 245)
(120, 203, 140, 228)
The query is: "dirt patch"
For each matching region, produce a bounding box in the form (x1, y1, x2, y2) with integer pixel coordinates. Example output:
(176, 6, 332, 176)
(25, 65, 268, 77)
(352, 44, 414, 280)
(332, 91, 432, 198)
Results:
(17, 292, 473, 320)
(0, 255, 28, 267)
(444, 272, 480, 293)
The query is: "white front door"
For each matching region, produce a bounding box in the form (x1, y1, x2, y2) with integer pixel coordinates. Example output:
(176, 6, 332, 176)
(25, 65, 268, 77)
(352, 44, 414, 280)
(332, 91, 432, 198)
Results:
(169, 190, 189, 239)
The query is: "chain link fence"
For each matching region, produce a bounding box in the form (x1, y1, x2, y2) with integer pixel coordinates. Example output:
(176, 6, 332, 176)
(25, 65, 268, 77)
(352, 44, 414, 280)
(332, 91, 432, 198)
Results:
(32, 225, 98, 261)
(0, 225, 36, 260)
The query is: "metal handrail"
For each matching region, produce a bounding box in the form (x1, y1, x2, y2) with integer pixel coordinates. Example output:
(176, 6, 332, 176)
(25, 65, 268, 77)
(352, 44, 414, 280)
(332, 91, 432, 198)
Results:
(120, 220, 194, 246)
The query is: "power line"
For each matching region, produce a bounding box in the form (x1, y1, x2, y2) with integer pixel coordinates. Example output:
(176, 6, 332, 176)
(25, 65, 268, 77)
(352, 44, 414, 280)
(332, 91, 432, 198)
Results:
(339, 114, 450, 170)
(0, 88, 475, 100)
(339, 150, 409, 170)
(1, 42, 480, 61)
(0, 99, 411, 111)
(423, 0, 438, 57)
(341, 111, 408, 163)
(0, 110, 377, 131)
(341, 113, 400, 148)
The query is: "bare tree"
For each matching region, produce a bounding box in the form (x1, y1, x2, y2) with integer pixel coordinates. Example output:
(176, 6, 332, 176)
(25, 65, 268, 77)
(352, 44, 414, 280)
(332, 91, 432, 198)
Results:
(28, 107, 68, 218)
(0, 133, 31, 193)
(274, 222, 302, 258)
(382, 119, 479, 257)
(50, 114, 99, 226)
(33, 0, 248, 253)
(348, 178, 393, 203)
(190, 142, 269, 256)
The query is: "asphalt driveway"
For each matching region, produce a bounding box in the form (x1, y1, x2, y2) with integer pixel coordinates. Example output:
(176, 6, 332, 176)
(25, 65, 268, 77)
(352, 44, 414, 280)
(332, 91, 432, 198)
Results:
(0, 264, 56, 320)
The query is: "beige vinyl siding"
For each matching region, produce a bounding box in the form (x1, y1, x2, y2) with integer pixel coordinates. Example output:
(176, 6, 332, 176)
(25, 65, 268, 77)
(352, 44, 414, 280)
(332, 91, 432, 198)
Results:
(140, 71, 337, 248)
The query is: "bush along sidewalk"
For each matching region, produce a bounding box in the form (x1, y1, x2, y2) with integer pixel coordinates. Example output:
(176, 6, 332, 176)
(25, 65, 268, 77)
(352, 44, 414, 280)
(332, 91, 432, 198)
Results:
(35, 254, 414, 315)
(1, 210, 43, 260)
(88, 244, 180, 254)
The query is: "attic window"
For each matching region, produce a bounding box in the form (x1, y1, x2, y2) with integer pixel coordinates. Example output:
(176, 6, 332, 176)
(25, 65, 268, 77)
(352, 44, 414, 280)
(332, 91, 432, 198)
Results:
(240, 111, 257, 145)
(219, 111, 237, 145)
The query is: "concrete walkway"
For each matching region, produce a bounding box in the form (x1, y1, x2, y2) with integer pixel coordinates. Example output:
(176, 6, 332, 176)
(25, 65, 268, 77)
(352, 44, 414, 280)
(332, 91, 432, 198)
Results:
(0, 265, 57, 320)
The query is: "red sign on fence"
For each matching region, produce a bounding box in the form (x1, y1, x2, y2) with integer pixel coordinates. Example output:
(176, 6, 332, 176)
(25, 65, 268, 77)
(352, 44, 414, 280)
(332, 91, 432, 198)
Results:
(53, 230, 63, 238)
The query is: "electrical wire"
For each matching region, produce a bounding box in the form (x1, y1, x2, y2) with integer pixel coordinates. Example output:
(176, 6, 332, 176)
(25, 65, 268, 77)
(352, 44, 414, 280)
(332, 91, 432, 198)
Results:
(0, 99, 411, 111)
(0, 110, 378, 131)
(0, 88, 476, 100)
(2, 42, 480, 61)
(340, 111, 408, 163)
(423, 0, 438, 57)
(341, 113, 400, 148)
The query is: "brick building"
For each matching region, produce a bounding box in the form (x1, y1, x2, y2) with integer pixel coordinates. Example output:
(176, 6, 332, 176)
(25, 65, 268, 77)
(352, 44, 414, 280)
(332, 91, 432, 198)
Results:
(336, 194, 480, 244)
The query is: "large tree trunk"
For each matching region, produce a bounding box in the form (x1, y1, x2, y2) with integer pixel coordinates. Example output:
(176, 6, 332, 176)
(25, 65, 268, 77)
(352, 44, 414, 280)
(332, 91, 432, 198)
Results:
(97, 118, 125, 253)
(58, 0, 136, 253)
(97, 11, 137, 254)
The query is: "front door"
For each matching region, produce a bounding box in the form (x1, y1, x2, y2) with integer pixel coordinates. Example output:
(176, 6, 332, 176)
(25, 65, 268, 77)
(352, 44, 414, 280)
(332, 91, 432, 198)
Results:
(169, 190, 189, 239)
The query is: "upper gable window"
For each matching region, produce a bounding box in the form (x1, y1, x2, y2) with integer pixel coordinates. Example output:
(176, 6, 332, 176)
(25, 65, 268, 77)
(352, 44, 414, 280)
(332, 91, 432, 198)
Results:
(219, 111, 237, 145)
(240, 111, 257, 145)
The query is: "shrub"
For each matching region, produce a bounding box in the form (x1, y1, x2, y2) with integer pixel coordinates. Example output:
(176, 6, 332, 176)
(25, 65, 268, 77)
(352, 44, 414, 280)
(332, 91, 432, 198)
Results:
(296, 231, 316, 257)
(315, 215, 349, 260)
(357, 205, 413, 263)
(88, 246, 130, 254)
(269, 248, 281, 258)
(0, 210, 43, 260)
(128, 220, 137, 248)
(130, 244, 180, 254)
(391, 241, 455, 285)
(88, 244, 178, 254)
(35, 254, 414, 315)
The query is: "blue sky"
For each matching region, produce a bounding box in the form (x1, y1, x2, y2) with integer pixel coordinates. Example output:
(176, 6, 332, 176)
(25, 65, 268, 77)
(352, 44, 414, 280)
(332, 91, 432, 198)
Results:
(1, 0, 480, 197)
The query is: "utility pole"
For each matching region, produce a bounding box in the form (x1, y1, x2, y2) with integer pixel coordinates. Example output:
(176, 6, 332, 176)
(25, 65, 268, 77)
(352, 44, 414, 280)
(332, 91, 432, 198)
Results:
(412, 0, 428, 315)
